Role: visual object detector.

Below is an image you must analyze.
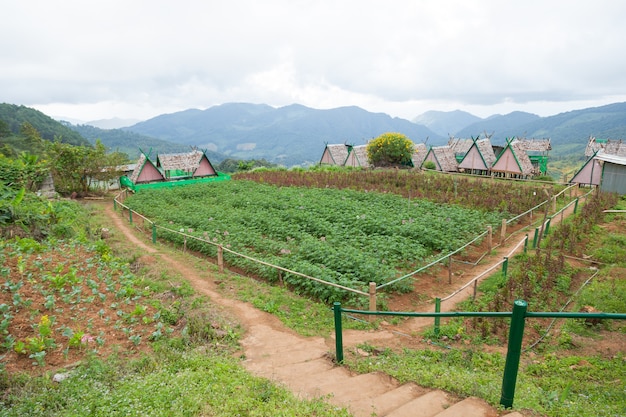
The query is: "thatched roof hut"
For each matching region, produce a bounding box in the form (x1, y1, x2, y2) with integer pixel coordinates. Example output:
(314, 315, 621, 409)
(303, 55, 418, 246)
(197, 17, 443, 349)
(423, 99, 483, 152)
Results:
(457, 138, 496, 174)
(423, 146, 458, 172)
(320, 144, 350, 165)
(344, 145, 370, 168)
(412, 143, 428, 168)
(491, 139, 536, 178)
(129, 153, 165, 184)
(156, 150, 217, 179)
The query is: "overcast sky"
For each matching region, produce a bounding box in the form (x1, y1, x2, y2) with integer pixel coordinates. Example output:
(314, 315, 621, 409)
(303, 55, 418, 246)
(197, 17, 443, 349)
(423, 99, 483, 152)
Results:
(3, 0, 626, 123)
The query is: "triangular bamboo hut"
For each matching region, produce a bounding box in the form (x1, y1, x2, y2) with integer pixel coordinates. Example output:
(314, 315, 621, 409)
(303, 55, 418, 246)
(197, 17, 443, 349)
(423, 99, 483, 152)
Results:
(491, 138, 536, 179)
(319, 144, 350, 166)
(344, 145, 370, 168)
(129, 153, 165, 184)
(422, 146, 458, 172)
(457, 138, 496, 175)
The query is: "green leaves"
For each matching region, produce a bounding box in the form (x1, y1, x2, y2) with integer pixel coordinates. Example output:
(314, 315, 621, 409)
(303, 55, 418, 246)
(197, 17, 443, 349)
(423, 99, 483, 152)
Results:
(127, 180, 502, 302)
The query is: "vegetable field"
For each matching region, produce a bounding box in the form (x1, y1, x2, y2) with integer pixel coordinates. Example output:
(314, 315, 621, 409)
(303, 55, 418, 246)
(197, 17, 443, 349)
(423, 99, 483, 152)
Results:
(125, 180, 506, 303)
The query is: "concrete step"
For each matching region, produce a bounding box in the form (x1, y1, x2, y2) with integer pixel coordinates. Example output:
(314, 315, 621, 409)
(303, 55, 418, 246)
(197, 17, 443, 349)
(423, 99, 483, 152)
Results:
(434, 396, 498, 417)
(321, 372, 397, 408)
(385, 389, 451, 417)
(349, 382, 428, 417)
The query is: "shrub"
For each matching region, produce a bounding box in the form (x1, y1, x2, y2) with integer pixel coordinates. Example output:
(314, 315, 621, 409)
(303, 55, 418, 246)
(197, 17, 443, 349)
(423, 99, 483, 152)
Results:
(366, 132, 414, 167)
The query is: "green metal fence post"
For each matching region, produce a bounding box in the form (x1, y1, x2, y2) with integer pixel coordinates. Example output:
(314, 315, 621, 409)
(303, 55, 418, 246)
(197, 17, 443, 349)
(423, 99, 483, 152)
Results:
(333, 302, 344, 364)
(524, 234, 528, 253)
(113, 199, 117, 211)
(544, 218, 551, 236)
(129, 209, 133, 224)
(574, 197, 579, 214)
(434, 298, 441, 338)
(532, 227, 539, 249)
(502, 257, 509, 279)
(500, 299, 528, 409)
(152, 223, 157, 244)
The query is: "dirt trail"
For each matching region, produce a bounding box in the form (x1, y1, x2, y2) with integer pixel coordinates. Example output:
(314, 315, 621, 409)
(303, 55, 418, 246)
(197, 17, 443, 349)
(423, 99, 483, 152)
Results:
(102, 196, 581, 416)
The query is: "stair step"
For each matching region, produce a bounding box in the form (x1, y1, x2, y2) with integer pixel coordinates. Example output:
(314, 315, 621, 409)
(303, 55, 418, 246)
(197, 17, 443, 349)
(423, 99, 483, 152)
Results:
(434, 397, 498, 417)
(283, 366, 354, 398)
(321, 372, 397, 407)
(385, 390, 451, 417)
(349, 382, 428, 417)
(246, 355, 333, 378)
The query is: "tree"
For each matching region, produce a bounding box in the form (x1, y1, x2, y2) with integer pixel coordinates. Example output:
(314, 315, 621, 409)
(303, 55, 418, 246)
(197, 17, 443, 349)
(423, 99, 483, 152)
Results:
(366, 132, 414, 167)
(45, 139, 126, 196)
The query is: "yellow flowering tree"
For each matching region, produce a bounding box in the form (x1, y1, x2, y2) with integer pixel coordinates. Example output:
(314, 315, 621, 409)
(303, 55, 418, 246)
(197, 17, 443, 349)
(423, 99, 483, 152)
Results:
(366, 132, 414, 167)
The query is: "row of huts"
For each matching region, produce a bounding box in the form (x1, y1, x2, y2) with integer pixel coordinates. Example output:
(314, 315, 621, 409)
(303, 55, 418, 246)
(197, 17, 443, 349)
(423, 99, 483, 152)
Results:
(320, 136, 551, 179)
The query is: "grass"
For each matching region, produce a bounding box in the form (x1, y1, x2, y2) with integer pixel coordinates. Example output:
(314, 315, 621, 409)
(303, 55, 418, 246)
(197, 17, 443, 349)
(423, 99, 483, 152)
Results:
(0, 348, 352, 417)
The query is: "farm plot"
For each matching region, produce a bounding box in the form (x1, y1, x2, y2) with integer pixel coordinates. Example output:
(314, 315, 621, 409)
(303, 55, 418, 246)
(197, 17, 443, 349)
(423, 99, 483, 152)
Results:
(125, 181, 506, 303)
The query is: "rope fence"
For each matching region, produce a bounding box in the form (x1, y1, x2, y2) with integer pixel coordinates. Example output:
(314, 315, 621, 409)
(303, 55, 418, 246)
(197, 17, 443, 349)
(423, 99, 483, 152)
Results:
(113, 183, 588, 312)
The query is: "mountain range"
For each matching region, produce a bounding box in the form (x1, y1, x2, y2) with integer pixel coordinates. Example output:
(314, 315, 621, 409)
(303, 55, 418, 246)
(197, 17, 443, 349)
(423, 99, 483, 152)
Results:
(3, 101, 626, 167)
(120, 101, 626, 164)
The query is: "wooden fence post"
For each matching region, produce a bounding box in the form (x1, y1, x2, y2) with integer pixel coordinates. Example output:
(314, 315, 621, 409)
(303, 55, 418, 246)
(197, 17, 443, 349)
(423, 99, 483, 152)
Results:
(368, 282, 377, 321)
(487, 226, 492, 252)
(500, 218, 507, 244)
(218, 245, 224, 273)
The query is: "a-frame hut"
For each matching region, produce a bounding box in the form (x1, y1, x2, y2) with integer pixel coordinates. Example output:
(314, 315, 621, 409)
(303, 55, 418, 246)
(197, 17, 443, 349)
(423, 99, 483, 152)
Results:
(411, 143, 428, 169)
(570, 151, 603, 186)
(491, 138, 536, 179)
(572, 138, 625, 188)
(157, 150, 217, 179)
(129, 153, 165, 184)
(457, 138, 496, 175)
(344, 145, 370, 168)
(319, 144, 350, 166)
(422, 146, 458, 172)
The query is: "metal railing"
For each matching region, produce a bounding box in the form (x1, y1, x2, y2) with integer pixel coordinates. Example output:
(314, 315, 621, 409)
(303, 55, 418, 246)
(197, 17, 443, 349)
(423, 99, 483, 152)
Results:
(332, 301, 626, 409)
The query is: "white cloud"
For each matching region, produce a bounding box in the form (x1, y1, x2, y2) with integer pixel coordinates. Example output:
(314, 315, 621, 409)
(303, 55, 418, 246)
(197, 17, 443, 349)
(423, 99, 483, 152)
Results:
(3, 0, 626, 121)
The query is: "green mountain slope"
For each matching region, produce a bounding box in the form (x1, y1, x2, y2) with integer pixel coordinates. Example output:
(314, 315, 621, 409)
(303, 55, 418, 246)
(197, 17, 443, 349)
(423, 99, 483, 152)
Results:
(0, 103, 89, 146)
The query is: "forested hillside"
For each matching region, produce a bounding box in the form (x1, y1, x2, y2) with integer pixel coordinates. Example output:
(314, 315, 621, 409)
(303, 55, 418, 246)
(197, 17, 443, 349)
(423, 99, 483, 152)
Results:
(0, 103, 88, 147)
(68, 123, 227, 162)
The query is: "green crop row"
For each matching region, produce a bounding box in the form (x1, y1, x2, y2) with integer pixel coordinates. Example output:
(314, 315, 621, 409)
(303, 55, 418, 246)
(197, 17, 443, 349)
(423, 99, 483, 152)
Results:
(125, 180, 505, 304)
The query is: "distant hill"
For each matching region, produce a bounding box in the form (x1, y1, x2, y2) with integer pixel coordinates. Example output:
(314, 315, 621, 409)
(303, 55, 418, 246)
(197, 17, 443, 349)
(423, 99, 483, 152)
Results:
(412, 110, 482, 137)
(85, 117, 142, 129)
(0, 103, 89, 146)
(67, 123, 230, 163)
(455, 103, 626, 156)
(455, 111, 541, 139)
(125, 103, 444, 166)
